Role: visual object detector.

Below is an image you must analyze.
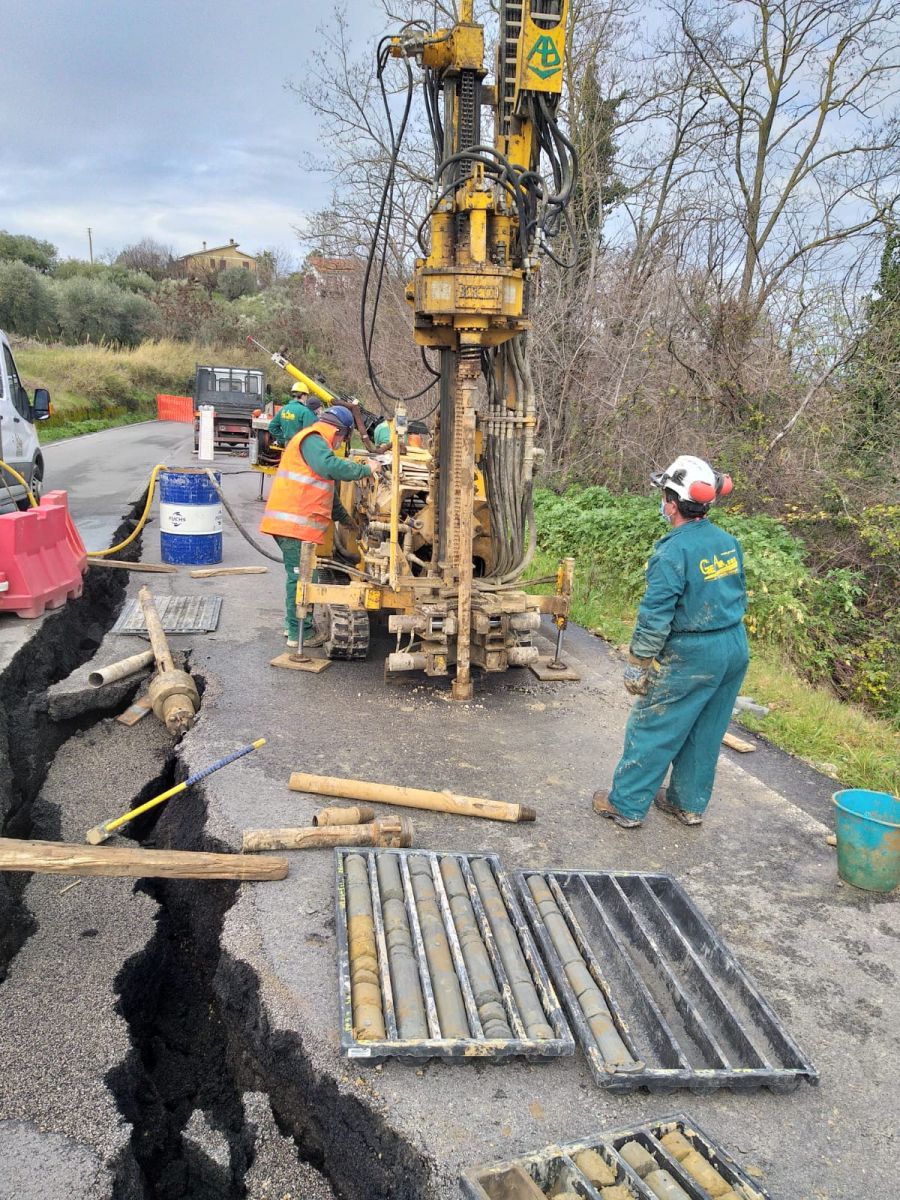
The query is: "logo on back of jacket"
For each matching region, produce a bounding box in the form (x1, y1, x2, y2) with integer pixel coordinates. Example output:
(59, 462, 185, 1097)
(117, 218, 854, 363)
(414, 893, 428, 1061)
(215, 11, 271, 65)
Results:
(699, 549, 739, 581)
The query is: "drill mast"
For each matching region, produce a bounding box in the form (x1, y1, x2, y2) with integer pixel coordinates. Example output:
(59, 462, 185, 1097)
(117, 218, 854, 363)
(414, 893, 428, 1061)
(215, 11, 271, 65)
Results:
(391, 0, 572, 698)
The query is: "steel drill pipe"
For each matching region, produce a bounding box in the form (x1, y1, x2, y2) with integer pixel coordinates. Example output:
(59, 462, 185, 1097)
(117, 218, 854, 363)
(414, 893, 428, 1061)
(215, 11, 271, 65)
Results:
(344, 853, 386, 1041)
(525, 874, 636, 1069)
(88, 649, 155, 687)
(407, 855, 469, 1038)
(312, 805, 376, 827)
(242, 816, 413, 853)
(470, 858, 553, 1040)
(288, 772, 535, 824)
(439, 856, 512, 1039)
(376, 853, 429, 1039)
(138, 586, 199, 735)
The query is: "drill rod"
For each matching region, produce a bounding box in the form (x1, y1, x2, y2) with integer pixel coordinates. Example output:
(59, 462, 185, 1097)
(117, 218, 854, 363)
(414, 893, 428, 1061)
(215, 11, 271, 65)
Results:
(288, 772, 535, 823)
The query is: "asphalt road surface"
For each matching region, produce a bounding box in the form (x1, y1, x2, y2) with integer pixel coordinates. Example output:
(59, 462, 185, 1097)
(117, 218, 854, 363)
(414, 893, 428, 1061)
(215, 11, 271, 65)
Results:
(42, 420, 193, 549)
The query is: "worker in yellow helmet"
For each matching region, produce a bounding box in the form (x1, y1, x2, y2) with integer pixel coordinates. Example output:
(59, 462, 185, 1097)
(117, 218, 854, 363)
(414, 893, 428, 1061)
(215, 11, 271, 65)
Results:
(268, 380, 322, 447)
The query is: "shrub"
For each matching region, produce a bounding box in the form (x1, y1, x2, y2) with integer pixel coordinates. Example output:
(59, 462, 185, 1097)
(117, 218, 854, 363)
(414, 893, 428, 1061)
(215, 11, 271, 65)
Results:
(53, 276, 159, 346)
(217, 266, 257, 300)
(0, 260, 58, 337)
(0, 231, 57, 273)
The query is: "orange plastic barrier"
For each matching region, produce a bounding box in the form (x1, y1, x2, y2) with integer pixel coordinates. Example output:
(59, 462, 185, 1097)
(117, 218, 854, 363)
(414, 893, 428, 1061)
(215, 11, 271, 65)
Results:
(0, 491, 87, 618)
(156, 394, 195, 423)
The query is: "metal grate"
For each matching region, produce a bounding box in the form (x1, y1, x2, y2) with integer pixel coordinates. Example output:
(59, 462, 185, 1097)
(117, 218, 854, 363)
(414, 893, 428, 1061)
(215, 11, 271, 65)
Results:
(461, 1112, 773, 1200)
(112, 595, 222, 634)
(334, 849, 574, 1060)
(515, 870, 817, 1093)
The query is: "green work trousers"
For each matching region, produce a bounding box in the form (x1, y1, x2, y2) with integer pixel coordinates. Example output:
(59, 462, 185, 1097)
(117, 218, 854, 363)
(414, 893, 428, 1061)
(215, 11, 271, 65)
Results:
(273, 535, 317, 639)
(609, 624, 750, 821)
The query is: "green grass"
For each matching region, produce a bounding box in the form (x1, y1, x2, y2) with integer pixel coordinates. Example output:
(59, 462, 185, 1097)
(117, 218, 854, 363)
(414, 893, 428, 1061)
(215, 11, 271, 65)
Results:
(39, 411, 155, 442)
(526, 549, 900, 796)
(12, 335, 290, 442)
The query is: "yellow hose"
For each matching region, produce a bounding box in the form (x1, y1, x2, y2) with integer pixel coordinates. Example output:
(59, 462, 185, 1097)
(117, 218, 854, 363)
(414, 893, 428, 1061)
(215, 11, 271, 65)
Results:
(88, 463, 166, 557)
(0, 459, 38, 507)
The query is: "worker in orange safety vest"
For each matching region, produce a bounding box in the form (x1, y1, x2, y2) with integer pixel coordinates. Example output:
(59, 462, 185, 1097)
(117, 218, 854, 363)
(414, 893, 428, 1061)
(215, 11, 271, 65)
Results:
(260, 405, 381, 648)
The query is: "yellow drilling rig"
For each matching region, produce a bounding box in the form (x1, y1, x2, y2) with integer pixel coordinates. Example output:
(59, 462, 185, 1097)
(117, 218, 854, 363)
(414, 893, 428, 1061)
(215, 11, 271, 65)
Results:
(255, 0, 577, 698)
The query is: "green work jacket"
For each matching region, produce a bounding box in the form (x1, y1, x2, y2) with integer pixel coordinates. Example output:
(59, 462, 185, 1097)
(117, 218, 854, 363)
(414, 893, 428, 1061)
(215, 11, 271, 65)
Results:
(630, 518, 747, 660)
(294, 428, 372, 527)
(268, 399, 317, 446)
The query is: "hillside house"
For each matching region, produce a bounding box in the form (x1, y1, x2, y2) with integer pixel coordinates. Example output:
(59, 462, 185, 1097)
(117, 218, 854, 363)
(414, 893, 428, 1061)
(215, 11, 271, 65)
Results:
(178, 239, 258, 280)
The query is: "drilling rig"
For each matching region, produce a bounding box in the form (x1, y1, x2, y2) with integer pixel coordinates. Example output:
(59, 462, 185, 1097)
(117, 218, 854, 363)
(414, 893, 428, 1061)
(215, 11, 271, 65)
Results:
(274, 0, 577, 698)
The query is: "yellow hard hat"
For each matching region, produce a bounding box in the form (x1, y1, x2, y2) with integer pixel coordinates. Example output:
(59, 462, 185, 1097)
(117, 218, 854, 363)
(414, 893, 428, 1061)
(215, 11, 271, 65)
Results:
(291, 380, 310, 396)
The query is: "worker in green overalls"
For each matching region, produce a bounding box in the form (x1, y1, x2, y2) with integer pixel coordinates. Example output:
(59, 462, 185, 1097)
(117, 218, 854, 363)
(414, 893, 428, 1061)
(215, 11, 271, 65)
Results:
(268, 381, 322, 446)
(593, 455, 748, 829)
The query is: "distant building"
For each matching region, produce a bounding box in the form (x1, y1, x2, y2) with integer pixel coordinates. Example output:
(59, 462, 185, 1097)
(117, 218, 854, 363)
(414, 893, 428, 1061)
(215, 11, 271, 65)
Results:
(303, 254, 362, 296)
(178, 239, 258, 280)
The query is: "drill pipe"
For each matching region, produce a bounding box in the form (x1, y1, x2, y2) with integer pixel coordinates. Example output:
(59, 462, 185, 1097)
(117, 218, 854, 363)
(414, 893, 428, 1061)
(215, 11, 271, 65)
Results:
(407, 856, 469, 1039)
(525, 874, 636, 1069)
(642, 1171, 692, 1200)
(439, 856, 512, 1039)
(312, 805, 376, 827)
(242, 816, 412, 853)
(288, 772, 535, 823)
(344, 853, 386, 1041)
(376, 854, 428, 1039)
(470, 859, 553, 1040)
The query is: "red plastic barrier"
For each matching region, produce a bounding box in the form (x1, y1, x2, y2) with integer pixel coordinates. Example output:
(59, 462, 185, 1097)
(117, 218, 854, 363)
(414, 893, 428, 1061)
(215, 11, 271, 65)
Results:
(156, 394, 194, 423)
(0, 491, 87, 619)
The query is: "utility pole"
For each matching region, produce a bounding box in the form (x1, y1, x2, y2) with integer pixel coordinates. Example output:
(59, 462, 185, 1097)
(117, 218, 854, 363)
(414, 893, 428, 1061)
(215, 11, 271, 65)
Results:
(87, 227, 93, 264)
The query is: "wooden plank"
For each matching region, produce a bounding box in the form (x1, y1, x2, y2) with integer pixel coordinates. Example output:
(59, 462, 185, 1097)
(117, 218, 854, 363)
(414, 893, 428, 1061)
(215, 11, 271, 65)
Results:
(722, 731, 756, 753)
(189, 566, 268, 578)
(88, 558, 177, 573)
(0, 838, 288, 881)
(116, 695, 153, 726)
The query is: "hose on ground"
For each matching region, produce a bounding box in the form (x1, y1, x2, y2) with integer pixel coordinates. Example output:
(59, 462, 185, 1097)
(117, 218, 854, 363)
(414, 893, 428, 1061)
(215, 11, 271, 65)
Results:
(0, 459, 38, 508)
(202, 469, 283, 563)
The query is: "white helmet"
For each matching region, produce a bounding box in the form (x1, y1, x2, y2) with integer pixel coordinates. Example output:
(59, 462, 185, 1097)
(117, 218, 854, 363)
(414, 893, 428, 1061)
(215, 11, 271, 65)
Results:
(651, 455, 733, 508)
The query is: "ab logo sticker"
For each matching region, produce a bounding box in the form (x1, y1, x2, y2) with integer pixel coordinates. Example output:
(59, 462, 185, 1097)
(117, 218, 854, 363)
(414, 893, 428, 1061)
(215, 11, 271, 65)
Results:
(527, 35, 562, 80)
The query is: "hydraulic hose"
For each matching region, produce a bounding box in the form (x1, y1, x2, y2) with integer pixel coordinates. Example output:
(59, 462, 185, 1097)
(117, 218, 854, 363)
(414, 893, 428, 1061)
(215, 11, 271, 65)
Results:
(0, 459, 38, 508)
(89, 463, 166, 557)
(202, 469, 283, 563)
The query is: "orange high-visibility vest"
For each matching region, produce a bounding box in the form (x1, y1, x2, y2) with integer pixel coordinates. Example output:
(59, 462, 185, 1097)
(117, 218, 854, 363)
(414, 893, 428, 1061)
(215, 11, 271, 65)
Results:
(259, 421, 341, 544)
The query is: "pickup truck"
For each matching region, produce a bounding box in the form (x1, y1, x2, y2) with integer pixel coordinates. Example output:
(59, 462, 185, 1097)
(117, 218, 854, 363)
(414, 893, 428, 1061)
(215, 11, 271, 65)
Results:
(0, 330, 51, 511)
(193, 364, 264, 455)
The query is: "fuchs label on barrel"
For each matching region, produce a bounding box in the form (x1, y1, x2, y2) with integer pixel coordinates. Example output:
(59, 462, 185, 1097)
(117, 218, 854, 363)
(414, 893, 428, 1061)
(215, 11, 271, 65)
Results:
(159, 503, 223, 536)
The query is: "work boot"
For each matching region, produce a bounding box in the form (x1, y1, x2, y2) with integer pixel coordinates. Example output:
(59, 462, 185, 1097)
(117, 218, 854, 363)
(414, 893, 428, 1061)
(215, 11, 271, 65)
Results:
(654, 790, 703, 826)
(304, 631, 328, 649)
(592, 790, 642, 829)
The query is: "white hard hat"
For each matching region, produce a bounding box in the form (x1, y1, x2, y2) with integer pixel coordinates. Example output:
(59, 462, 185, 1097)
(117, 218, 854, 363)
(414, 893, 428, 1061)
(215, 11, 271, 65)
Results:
(651, 455, 731, 506)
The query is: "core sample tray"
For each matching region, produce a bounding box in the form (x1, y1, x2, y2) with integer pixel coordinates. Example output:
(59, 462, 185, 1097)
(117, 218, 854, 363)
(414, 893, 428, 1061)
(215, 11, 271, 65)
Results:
(515, 870, 817, 1093)
(334, 849, 574, 1060)
(461, 1113, 773, 1200)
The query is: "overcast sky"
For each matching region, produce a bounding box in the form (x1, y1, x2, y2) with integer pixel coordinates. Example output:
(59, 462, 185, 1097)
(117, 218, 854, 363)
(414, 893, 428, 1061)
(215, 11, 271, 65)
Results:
(0, 0, 384, 263)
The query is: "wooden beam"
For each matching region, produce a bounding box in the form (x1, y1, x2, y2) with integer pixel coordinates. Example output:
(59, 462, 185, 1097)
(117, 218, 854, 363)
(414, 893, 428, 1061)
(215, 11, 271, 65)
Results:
(0, 838, 288, 881)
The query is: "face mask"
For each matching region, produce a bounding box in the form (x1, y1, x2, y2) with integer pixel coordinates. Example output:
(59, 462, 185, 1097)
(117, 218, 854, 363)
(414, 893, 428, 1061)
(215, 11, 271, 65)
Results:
(660, 499, 672, 524)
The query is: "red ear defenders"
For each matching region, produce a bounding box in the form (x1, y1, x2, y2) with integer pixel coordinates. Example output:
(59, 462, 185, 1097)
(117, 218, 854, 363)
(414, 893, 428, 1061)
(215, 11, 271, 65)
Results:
(688, 480, 716, 503)
(714, 471, 733, 498)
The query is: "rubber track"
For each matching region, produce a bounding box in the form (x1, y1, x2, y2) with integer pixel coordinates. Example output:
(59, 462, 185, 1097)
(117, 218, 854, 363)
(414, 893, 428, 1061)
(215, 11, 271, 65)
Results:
(325, 607, 370, 660)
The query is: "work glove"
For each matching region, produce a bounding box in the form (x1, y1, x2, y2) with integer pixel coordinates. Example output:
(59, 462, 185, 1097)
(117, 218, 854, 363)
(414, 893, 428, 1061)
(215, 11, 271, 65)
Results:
(623, 656, 654, 696)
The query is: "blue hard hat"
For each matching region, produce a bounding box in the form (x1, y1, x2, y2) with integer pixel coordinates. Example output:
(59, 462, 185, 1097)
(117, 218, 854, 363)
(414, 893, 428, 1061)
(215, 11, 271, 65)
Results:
(321, 404, 354, 430)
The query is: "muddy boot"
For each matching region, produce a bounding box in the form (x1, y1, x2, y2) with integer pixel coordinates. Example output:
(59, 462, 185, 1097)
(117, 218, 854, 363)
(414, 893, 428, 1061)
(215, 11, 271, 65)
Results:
(654, 789, 703, 826)
(592, 790, 642, 829)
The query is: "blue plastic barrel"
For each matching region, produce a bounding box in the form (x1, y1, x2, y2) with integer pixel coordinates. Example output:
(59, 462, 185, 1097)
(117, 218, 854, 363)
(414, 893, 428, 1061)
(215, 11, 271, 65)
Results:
(833, 789, 900, 893)
(159, 468, 223, 565)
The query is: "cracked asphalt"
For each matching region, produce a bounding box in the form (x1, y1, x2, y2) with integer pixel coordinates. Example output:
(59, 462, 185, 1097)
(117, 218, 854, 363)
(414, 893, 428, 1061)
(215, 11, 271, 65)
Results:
(0, 429, 897, 1200)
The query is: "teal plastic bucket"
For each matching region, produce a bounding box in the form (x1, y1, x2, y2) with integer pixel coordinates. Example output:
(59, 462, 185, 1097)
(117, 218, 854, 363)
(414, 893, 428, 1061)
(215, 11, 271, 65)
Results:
(833, 789, 900, 893)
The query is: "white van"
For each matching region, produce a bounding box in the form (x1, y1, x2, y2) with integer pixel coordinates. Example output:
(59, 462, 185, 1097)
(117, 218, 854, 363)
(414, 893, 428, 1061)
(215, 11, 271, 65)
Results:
(0, 330, 50, 511)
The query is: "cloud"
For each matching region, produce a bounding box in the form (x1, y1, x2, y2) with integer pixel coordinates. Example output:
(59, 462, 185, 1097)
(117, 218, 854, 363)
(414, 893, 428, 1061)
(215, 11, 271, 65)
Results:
(0, 0, 386, 259)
